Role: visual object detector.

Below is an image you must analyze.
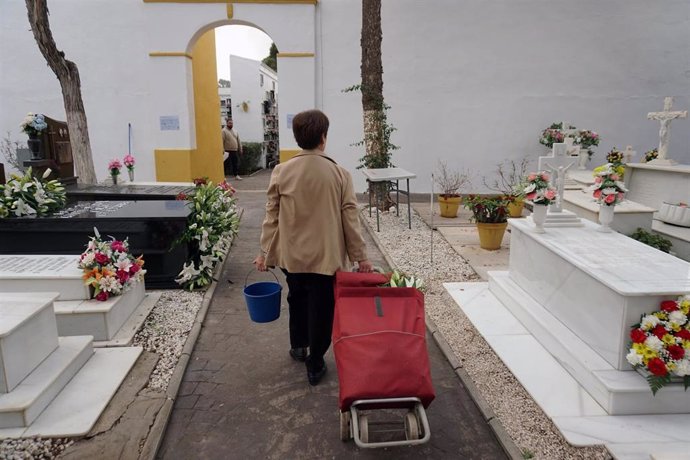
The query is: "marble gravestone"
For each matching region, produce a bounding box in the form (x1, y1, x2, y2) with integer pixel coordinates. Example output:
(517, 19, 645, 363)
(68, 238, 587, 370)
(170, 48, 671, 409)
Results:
(0, 255, 89, 300)
(646, 97, 687, 165)
(0, 200, 190, 289)
(65, 183, 194, 202)
(536, 144, 583, 227)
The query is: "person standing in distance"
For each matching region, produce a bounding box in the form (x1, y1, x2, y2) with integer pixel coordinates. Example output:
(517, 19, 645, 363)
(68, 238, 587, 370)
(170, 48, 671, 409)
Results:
(253, 109, 373, 386)
(222, 118, 243, 180)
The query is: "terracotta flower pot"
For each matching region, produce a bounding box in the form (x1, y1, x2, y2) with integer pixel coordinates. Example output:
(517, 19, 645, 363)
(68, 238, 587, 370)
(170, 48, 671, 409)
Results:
(438, 195, 462, 218)
(476, 222, 508, 250)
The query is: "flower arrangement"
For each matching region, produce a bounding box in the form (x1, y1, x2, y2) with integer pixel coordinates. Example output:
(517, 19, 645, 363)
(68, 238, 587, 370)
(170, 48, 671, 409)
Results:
(20, 113, 48, 137)
(644, 148, 659, 163)
(590, 163, 628, 206)
(174, 179, 239, 290)
(108, 159, 122, 183)
(539, 122, 571, 148)
(78, 228, 146, 301)
(626, 296, 690, 394)
(606, 147, 624, 165)
(0, 167, 66, 218)
(463, 195, 510, 223)
(576, 130, 599, 158)
(521, 171, 557, 205)
(387, 270, 425, 291)
(123, 154, 135, 172)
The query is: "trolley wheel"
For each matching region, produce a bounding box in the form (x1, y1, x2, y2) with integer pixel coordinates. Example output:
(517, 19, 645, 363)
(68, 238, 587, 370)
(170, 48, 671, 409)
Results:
(359, 414, 369, 444)
(404, 411, 420, 440)
(339, 411, 351, 441)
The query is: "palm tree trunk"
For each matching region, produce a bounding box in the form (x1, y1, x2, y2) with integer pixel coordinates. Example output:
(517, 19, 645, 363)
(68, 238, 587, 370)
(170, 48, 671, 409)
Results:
(361, 0, 392, 210)
(25, 0, 97, 184)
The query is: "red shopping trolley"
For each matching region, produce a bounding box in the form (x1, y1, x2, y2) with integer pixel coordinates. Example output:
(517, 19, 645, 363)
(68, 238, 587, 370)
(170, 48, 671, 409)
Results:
(333, 271, 435, 448)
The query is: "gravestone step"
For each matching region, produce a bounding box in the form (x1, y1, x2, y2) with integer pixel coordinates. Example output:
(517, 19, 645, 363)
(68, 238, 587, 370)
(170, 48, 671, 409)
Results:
(563, 189, 656, 235)
(486, 272, 690, 415)
(0, 336, 92, 429)
(0, 255, 89, 301)
(652, 219, 690, 263)
(54, 281, 145, 341)
(0, 293, 59, 393)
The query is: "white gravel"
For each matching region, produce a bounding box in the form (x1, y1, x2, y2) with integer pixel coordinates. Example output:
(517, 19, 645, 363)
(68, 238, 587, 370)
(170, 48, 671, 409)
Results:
(133, 289, 205, 391)
(0, 438, 73, 459)
(361, 208, 612, 460)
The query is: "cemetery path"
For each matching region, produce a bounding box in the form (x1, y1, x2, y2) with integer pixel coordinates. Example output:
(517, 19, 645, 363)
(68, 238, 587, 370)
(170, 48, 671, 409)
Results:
(157, 170, 507, 459)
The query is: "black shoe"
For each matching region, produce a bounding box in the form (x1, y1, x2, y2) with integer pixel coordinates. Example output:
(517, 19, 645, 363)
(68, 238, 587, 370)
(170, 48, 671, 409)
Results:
(307, 363, 327, 386)
(289, 347, 307, 362)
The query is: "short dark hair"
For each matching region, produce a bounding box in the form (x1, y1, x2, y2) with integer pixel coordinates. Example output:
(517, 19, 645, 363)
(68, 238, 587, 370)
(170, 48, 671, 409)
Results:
(292, 110, 329, 150)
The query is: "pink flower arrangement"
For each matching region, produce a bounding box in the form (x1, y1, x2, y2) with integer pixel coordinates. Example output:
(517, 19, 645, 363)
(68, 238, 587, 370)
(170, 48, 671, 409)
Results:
(108, 159, 122, 176)
(590, 163, 628, 206)
(123, 154, 135, 171)
(521, 171, 558, 205)
(78, 228, 146, 301)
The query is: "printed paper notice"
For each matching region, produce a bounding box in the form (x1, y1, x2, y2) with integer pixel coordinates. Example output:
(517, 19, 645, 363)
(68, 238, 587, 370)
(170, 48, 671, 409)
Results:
(160, 116, 180, 131)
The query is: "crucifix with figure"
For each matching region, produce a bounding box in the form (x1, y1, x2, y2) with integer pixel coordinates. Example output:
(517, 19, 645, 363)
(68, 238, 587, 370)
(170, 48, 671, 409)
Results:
(536, 143, 583, 226)
(647, 97, 687, 165)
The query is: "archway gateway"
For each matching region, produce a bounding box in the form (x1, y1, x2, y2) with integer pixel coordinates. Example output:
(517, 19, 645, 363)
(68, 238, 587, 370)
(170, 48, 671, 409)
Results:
(144, 0, 317, 182)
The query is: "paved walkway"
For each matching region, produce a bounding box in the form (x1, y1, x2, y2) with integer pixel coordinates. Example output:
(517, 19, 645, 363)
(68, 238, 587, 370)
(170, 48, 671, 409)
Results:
(157, 170, 507, 459)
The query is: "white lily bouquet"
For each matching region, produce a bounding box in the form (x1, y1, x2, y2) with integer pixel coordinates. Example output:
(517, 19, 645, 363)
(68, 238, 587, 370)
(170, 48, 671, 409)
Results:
(387, 270, 425, 291)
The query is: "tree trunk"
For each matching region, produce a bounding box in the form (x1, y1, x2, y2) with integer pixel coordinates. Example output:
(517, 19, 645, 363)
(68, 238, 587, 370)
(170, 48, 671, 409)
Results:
(25, 0, 97, 184)
(361, 0, 392, 210)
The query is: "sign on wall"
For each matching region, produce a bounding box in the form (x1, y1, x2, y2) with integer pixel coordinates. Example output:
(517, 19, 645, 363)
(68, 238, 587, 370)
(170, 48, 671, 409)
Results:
(159, 116, 180, 131)
(286, 114, 295, 129)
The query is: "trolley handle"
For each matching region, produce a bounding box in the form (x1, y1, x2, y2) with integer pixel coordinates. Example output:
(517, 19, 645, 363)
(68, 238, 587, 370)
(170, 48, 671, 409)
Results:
(244, 268, 280, 288)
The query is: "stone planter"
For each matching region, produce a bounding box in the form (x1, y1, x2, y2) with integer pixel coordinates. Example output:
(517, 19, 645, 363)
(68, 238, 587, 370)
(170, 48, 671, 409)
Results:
(657, 203, 690, 227)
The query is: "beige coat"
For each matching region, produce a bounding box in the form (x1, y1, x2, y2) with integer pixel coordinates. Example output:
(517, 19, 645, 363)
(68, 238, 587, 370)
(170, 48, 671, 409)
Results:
(260, 150, 368, 275)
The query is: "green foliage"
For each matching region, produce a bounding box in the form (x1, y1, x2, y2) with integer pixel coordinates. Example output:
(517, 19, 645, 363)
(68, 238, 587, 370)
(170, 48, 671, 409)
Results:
(262, 43, 278, 72)
(342, 84, 398, 170)
(174, 180, 240, 291)
(522, 449, 535, 459)
(239, 142, 263, 175)
(0, 167, 66, 218)
(629, 228, 673, 253)
(463, 195, 510, 224)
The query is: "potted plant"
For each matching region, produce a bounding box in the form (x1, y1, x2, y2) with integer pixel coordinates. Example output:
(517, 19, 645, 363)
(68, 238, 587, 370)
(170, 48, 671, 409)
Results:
(463, 194, 510, 250)
(521, 171, 557, 233)
(483, 158, 530, 218)
(434, 160, 471, 218)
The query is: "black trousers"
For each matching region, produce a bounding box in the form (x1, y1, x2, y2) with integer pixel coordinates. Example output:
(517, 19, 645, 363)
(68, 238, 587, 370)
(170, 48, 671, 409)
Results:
(282, 271, 335, 372)
(225, 150, 239, 176)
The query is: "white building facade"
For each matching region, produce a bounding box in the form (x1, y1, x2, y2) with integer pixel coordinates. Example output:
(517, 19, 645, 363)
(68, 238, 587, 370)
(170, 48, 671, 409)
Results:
(0, 0, 688, 191)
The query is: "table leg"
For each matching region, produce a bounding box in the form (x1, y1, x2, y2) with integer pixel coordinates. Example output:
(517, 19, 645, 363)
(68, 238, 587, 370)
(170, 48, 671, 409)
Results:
(407, 178, 412, 229)
(368, 180, 372, 217)
(376, 183, 380, 232)
(396, 180, 400, 217)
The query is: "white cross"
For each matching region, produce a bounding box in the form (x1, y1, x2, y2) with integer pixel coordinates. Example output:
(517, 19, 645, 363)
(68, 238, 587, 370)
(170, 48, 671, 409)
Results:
(622, 145, 636, 164)
(647, 97, 687, 161)
(538, 143, 575, 213)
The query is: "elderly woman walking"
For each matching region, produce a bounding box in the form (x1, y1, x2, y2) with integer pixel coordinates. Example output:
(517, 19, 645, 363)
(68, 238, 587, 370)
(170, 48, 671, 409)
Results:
(254, 109, 372, 386)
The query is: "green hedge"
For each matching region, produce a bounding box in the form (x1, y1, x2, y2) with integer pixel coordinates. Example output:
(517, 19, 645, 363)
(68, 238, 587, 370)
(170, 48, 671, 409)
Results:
(238, 142, 263, 175)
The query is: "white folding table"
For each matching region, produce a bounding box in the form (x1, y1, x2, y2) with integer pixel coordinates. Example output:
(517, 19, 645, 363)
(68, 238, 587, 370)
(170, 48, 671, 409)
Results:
(361, 167, 416, 231)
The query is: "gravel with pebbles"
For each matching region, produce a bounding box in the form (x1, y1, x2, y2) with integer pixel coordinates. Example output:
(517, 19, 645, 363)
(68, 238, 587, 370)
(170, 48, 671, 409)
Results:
(0, 438, 73, 459)
(361, 208, 611, 460)
(133, 289, 204, 391)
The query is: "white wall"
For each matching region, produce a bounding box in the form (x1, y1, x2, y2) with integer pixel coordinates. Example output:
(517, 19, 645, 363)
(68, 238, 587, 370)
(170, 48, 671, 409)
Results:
(1, 0, 688, 192)
(229, 55, 264, 143)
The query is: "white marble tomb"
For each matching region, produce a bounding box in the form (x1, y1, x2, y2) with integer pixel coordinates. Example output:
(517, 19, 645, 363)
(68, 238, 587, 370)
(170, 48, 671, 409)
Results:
(0, 255, 90, 301)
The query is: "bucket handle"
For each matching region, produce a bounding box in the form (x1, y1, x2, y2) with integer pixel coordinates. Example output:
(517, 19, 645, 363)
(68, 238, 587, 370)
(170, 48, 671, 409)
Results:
(245, 268, 280, 288)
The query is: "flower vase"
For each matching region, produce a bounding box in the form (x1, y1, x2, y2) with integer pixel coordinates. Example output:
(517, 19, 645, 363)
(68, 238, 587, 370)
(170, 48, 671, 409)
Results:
(531, 204, 548, 233)
(111, 174, 118, 185)
(597, 204, 615, 232)
(128, 169, 134, 182)
(577, 150, 589, 170)
(27, 132, 43, 160)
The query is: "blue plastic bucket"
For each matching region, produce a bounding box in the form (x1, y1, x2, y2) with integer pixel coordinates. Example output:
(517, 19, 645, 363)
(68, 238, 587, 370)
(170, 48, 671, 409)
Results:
(243, 270, 282, 323)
